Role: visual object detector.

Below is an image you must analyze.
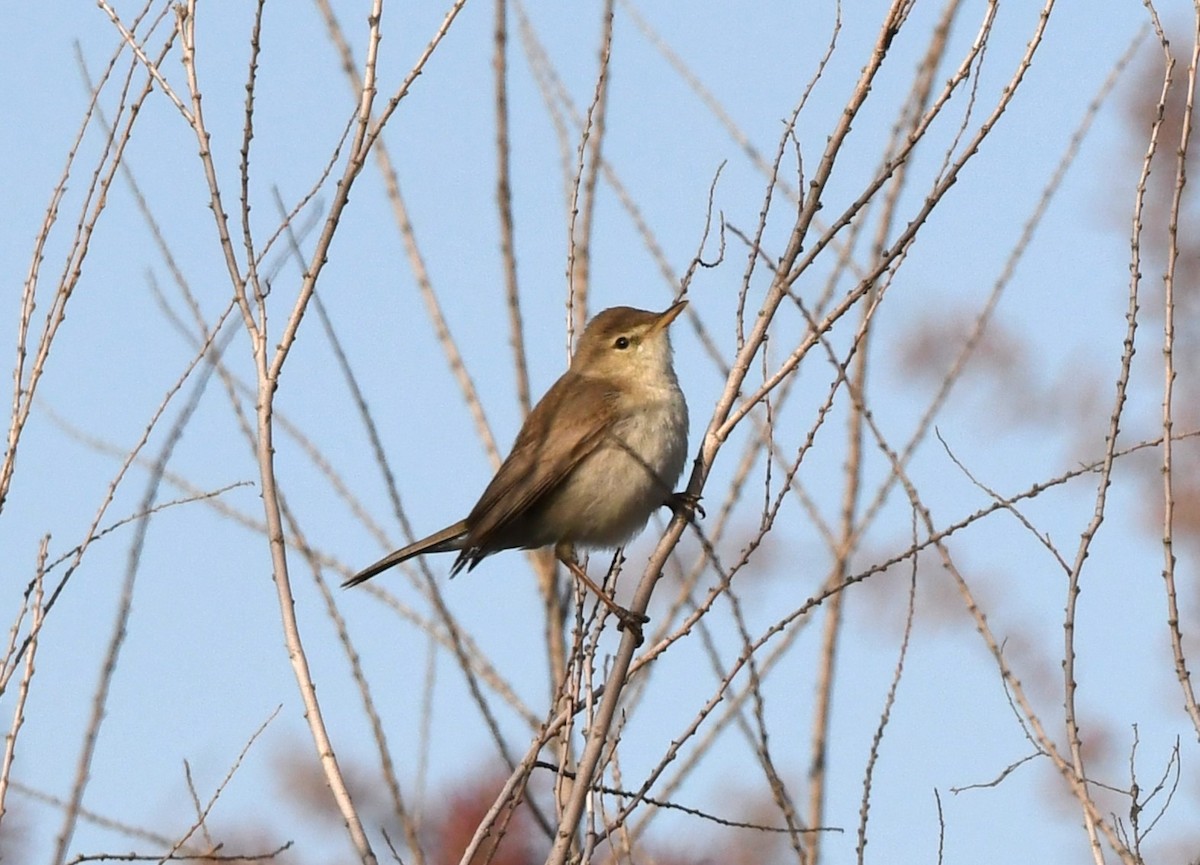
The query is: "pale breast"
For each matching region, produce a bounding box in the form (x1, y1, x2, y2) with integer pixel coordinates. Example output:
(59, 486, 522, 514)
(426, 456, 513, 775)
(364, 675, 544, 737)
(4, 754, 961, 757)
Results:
(548, 383, 688, 548)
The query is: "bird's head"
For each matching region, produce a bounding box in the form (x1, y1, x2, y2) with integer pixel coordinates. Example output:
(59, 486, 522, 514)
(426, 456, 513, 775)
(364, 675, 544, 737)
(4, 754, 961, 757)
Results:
(570, 301, 687, 387)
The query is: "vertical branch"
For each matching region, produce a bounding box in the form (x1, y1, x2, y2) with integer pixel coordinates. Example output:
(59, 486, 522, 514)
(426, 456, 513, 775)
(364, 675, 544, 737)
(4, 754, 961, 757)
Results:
(806, 335, 865, 857)
(270, 194, 429, 865)
(1160, 4, 1200, 738)
(247, 0, 384, 852)
(52, 250, 233, 862)
(176, 3, 255, 334)
(513, 0, 577, 211)
(565, 0, 615, 342)
(238, 0, 267, 305)
(809, 4, 955, 850)
(856, 533, 919, 865)
(313, 0, 500, 465)
(311, 0, 535, 791)
(176, 0, 425, 859)
(492, 0, 566, 703)
(51, 515, 141, 864)
(494, 0, 529, 417)
(1, 6, 176, 517)
(242, 0, 468, 858)
(2, 176, 61, 517)
(547, 5, 942, 862)
(856, 412, 1138, 864)
(708, 0, 920, 476)
(0, 541, 44, 831)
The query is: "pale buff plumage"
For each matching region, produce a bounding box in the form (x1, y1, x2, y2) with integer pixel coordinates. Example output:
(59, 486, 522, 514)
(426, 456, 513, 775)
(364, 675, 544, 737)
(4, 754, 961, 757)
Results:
(345, 302, 690, 594)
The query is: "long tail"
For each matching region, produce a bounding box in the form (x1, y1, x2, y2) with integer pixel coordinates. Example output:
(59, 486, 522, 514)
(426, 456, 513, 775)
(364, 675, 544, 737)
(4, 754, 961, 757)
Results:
(342, 520, 468, 588)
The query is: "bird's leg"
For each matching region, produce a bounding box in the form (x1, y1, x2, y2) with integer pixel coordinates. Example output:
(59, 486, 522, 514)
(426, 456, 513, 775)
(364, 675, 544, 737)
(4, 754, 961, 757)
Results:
(665, 490, 705, 522)
(555, 543, 648, 645)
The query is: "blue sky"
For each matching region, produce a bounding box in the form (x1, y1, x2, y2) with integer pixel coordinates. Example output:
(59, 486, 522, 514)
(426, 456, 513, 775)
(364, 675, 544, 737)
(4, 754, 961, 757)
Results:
(2, 2, 1197, 863)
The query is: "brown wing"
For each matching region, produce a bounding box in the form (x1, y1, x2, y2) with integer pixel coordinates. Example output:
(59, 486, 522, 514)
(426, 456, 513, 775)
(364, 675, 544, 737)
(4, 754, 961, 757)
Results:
(455, 371, 616, 569)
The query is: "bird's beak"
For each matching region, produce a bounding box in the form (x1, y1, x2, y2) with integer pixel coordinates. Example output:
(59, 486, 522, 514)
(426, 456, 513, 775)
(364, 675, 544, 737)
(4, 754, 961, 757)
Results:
(652, 300, 688, 332)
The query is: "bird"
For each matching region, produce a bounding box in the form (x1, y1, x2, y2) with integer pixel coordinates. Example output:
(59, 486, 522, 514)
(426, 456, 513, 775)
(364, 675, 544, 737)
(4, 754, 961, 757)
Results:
(344, 301, 692, 636)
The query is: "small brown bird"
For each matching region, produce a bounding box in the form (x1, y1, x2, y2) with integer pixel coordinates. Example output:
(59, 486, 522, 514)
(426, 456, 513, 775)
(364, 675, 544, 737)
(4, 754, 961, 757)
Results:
(345, 301, 692, 633)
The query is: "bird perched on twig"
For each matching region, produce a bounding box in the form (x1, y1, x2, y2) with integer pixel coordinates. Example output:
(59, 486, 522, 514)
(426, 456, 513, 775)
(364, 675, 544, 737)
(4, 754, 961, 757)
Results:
(345, 301, 695, 639)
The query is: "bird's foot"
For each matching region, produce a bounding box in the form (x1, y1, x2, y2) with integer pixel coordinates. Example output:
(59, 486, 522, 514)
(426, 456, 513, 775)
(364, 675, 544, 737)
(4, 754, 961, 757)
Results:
(559, 552, 648, 646)
(666, 491, 705, 522)
(613, 604, 650, 646)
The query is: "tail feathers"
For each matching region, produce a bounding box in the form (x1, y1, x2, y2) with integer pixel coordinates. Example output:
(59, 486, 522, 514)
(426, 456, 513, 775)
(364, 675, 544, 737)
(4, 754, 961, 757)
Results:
(448, 549, 482, 578)
(342, 520, 468, 588)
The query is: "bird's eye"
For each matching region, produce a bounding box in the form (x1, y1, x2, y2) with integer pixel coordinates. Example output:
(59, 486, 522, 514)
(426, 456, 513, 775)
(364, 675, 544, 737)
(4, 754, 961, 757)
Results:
(613, 336, 631, 350)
